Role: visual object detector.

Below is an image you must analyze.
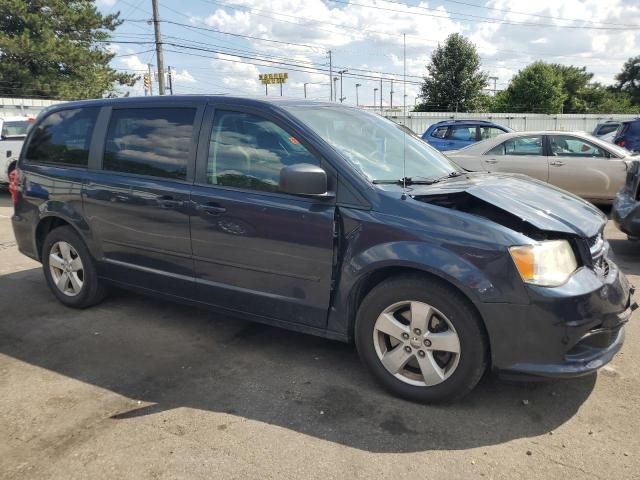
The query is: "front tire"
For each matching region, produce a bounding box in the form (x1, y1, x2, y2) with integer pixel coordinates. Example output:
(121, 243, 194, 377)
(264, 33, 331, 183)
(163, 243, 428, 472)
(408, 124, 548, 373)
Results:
(42, 226, 106, 308)
(355, 275, 487, 403)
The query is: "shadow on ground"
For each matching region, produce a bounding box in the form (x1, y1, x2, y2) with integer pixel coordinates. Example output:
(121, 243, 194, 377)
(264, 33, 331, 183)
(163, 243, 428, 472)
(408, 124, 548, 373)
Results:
(0, 267, 596, 453)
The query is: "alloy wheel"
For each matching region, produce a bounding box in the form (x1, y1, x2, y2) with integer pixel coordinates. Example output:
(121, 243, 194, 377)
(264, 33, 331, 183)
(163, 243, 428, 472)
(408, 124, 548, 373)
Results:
(49, 241, 84, 297)
(372, 300, 461, 386)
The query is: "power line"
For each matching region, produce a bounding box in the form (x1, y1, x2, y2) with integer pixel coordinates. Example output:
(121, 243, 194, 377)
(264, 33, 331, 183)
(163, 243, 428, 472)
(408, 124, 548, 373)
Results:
(327, 0, 639, 30)
(440, 0, 640, 27)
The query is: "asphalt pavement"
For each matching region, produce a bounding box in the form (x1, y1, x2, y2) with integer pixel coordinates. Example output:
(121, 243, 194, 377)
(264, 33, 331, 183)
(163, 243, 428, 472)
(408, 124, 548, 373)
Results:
(0, 191, 638, 479)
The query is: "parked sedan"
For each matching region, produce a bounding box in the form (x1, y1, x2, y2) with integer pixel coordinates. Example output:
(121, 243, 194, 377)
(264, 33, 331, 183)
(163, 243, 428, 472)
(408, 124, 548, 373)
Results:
(447, 131, 636, 203)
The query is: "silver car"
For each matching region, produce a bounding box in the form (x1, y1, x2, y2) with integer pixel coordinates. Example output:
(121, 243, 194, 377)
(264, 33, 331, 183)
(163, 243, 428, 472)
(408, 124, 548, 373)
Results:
(447, 131, 635, 203)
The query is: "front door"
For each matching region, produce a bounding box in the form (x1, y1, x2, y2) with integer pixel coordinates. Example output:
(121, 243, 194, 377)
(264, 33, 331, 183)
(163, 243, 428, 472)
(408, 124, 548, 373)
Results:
(547, 134, 627, 201)
(83, 104, 202, 298)
(190, 106, 336, 328)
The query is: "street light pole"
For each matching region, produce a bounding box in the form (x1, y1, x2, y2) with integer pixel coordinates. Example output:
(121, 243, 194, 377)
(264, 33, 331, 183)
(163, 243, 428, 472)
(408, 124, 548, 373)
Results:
(355, 83, 361, 106)
(304, 83, 308, 98)
(374, 87, 378, 108)
(333, 77, 338, 102)
(338, 69, 348, 103)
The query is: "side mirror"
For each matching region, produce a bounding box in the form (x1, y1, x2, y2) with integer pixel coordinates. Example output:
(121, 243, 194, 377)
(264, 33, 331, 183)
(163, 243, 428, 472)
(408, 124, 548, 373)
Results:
(279, 163, 330, 197)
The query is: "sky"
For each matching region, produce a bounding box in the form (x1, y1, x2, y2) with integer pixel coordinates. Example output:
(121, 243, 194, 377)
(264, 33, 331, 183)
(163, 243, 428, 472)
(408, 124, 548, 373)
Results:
(98, 0, 640, 108)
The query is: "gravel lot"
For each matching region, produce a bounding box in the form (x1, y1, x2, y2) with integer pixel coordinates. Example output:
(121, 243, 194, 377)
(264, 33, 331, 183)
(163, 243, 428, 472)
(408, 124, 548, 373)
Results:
(1, 190, 639, 480)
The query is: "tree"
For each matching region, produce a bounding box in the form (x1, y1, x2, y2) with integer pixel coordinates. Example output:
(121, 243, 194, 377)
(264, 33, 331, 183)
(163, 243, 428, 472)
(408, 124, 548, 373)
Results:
(417, 33, 488, 112)
(550, 64, 593, 113)
(501, 62, 565, 113)
(615, 55, 640, 105)
(0, 0, 137, 100)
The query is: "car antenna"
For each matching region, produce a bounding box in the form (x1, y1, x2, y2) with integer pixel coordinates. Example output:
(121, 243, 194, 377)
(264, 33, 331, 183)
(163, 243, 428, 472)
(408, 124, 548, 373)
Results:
(401, 33, 407, 201)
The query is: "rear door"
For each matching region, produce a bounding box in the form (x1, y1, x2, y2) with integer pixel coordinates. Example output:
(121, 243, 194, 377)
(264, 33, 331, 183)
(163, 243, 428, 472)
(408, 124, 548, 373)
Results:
(480, 135, 549, 182)
(446, 125, 477, 151)
(546, 134, 627, 201)
(189, 104, 336, 327)
(83, 102, 203, 298)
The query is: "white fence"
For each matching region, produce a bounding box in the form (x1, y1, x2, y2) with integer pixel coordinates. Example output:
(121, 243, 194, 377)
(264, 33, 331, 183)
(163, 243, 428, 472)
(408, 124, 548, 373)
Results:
(0, 97, 62, 117)
(383, 111, 639, 135)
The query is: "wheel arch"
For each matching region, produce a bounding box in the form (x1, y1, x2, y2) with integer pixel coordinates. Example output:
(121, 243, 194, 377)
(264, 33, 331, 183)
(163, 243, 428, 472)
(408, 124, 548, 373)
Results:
(348, 265, 488, 337)
(35, 215, 91, 261)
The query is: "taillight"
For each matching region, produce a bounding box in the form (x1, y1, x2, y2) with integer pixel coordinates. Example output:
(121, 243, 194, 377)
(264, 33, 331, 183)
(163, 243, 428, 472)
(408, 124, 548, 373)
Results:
(8, 168, 19, 206)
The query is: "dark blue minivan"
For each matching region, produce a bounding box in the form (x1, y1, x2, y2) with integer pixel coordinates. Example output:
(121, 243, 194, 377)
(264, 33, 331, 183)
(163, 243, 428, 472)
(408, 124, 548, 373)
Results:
(10, 96, 635, 402)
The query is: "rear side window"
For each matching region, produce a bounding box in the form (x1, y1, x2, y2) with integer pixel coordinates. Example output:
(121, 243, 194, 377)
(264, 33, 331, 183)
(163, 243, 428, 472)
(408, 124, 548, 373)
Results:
(596, 124, 618, 136)
(103, 107, 196, 180)
(487, 136, 543, 156)
(2, 120, 31, 138)
(25, 108, 98, 167)
(449, 125, 476, 141)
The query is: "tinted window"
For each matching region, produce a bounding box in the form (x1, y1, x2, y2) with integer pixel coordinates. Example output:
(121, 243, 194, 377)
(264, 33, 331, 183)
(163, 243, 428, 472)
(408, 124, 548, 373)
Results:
(596, 124, 618, 136)
(550, 135, 606, 158)
(479, 126, 505, 140)
(430, 126, 448, 139)
(207, 110, 318, 192)
(25, 108, 98, 166)
(103, 108, 195, 180)
(449, 126, 476, 141)
(495, 136, 543, 156)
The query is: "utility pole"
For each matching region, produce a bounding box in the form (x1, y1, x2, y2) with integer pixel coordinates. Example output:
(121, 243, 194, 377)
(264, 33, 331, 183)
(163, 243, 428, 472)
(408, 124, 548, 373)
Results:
(355, 83, 361, 106)
(304, 83, 308, 98)
(403, 33, 407, 118)
(390, 79, 394, 109)
(147, 63, 154, 96)
(374, 87, 378, 108)
(379, 77, 383, 113)
(280, 82, 283, 96)
(151, 0, 166, 95)
(489, 76, 498, 96)
(167, 66, 174, 95)
(338, 69, 348, 103)
(333, 77, 338, 102)
(328, 50, 333, 102)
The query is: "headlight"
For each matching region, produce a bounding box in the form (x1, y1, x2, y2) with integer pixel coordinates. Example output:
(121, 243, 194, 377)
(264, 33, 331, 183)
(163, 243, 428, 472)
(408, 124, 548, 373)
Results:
(509, 240, 577, 287)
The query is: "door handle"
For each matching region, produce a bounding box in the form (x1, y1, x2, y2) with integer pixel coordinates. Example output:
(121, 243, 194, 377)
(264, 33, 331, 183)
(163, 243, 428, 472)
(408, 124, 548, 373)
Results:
(157, 195, 182, 208)
(550, 160, 565, 166)
(484, 159, 498, 164)
(198, 202, 227, 215)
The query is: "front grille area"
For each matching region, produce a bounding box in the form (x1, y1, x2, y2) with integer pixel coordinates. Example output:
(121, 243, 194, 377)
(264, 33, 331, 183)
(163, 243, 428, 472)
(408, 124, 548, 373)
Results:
(587, 231, 608, 277)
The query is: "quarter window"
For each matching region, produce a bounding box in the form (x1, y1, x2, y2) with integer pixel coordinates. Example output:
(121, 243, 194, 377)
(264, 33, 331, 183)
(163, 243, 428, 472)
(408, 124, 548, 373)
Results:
(487, 136, 543, 156)
(25, 108, 98, 167)
(549, 135, 606, 158)
(103, 107, 196, 180)
(207, 110, 319, 192)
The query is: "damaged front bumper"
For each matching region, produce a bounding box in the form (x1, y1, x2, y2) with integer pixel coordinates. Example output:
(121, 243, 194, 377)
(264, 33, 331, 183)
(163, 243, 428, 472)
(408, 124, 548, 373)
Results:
(613, 188, 640, 238)
(478, 258, 636, 379)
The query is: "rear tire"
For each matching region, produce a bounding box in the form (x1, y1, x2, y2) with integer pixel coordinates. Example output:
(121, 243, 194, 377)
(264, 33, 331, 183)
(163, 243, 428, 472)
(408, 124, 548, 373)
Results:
(355, 275, 487, 403)
(42, 226, 107, 308)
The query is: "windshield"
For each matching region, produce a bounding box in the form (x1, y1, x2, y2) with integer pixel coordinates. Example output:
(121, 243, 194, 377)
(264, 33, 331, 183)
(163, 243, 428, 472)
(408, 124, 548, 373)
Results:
(283, 105, 461, 182)
(1, 120, 31, 138)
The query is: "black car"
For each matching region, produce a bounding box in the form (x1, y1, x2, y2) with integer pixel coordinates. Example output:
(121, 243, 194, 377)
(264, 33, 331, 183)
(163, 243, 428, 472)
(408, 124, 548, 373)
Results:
(10, 96, 636, 402)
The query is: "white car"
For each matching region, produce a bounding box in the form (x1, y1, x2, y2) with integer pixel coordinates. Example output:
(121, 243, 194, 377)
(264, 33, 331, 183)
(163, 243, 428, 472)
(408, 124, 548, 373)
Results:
(0, 116, 33, 185)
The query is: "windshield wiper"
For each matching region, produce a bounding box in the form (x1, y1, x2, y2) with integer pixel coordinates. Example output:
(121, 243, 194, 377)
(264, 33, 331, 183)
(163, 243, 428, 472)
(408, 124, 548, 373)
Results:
(373, 171, 463, 185)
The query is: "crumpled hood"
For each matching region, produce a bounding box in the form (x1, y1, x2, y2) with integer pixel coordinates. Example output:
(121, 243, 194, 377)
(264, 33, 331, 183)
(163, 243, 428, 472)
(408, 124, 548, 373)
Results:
(409, 173, 606, 238)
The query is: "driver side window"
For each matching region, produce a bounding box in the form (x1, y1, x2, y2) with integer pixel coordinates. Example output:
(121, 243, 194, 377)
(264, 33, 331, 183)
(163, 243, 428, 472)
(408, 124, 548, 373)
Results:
(207, 110, 319, 192)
